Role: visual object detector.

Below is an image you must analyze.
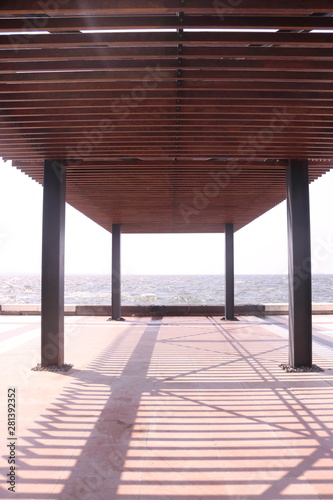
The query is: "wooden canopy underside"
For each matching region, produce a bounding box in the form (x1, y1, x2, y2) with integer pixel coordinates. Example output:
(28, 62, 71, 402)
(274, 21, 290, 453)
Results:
(0, 1, 333, 233)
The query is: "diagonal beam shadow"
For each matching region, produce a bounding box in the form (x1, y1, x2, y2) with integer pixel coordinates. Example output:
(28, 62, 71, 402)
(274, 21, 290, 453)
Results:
(155, 385, 312, 440)
(59, 318, 161, 499)
(210, 317, 333, 437)
(2, 316, 333, 499)
(157, 338, 287, 386)
(153, 318, 331, 439)
(158, 321, 285, 343)
(208, 317, 333, 499)
(313, 332, 333, 351)
(145, 317, 330, 454)
(153, 345, 315, 439)
(6, 319, 161, 500)
(142, 316, 333, 498)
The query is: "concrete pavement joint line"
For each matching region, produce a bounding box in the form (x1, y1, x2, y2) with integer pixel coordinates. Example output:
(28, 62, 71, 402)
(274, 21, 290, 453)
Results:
(0, 328, 40, 354)
(1, 303, 333, 316)
(1, 315, 333, 496)
(208, 315, 333, 497)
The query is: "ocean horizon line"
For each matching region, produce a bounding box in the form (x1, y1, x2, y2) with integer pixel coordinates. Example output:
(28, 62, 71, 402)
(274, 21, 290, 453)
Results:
(1, 272, 332, 277)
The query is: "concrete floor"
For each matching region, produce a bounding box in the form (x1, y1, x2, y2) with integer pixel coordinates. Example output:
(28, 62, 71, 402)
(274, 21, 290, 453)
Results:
(0, 314, 333, 500)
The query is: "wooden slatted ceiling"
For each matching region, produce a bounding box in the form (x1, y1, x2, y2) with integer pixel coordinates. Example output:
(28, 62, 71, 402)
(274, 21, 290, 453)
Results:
(0, 2, 332, 233)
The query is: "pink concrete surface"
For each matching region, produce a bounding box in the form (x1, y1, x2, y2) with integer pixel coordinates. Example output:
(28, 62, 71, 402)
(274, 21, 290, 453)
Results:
(0, 315, 333, 499)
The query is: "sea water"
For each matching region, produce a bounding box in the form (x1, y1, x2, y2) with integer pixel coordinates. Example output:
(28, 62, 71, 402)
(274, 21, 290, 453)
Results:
(0, 274, 333, 305)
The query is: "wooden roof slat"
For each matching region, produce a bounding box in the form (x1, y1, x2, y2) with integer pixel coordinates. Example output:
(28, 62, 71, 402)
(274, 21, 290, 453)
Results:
(3, 99, 333, 110)
(0, 0, 332, 15)
(4, 115, 333, 125)
(5, 69, 333, 85)
(3, 81, 333, 94)
(5, 58, 333, 74)
(5, 106, 333, 117)
(4, 91, 333, 101)
(3, 31, 333, 48)
(1, 15, 333, 32)
(1, 46, 333, 62)
(0, 3, 332, 233)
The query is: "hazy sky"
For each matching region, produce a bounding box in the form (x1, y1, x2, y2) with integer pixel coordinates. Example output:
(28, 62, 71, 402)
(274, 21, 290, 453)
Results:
(0, 157, 332, 275)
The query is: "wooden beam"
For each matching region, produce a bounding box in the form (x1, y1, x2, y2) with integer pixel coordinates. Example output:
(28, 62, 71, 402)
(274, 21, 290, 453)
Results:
(0, 0, 332, 15)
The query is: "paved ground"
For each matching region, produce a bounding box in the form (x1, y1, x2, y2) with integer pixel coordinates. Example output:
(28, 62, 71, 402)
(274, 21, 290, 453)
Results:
(0, 314, 333, 500)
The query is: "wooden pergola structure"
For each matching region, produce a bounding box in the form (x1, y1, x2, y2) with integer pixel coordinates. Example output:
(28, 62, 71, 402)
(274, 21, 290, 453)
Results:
(0, 1, 333, 368)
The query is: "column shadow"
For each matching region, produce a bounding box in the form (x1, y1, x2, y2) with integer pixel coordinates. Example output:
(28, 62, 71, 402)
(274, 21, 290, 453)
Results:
(1, 316, 333, 499)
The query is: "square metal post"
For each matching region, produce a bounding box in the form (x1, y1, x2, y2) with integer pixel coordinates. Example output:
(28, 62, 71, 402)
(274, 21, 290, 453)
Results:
(225, 223, 235, 320)
(112, 223, 122, 320)
(41, 160, 66, 367)
(286, 159, 312, 368)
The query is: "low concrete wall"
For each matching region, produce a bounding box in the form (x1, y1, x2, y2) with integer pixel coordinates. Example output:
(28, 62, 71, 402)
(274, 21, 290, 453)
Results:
(0, 303, 333, 316)
(1, 304, 42, 315)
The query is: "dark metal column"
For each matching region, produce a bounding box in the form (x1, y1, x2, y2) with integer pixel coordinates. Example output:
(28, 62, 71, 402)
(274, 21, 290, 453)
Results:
(41, 160, 66, 367)
(225, 223, 235, 320)
(112, 223, 123, 320)
(286, 159, 312, 368)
